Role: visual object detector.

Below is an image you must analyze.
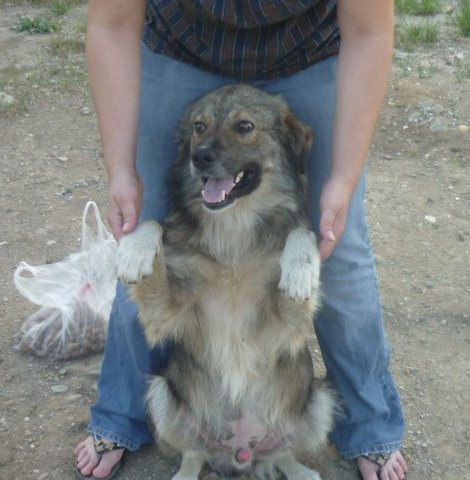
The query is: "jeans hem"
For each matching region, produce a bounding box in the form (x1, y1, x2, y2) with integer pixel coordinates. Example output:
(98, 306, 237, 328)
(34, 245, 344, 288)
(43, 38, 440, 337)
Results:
(87, 425, 143, 452)
(340, 441, 402, 460)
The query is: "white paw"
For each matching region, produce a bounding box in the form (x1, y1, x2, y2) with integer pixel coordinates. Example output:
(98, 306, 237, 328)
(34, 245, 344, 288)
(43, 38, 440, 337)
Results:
(278, 228, 320, 302)
(252, 460, 279, 480)
(171, 474, 199, 480)
(116, 221, 162, 283)
(286, 466, 321, 480)
(276, 456, 321, 480)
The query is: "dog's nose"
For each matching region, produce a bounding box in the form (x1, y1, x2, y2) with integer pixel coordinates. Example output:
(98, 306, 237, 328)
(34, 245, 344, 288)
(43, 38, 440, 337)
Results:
(191, 145, 216, 168)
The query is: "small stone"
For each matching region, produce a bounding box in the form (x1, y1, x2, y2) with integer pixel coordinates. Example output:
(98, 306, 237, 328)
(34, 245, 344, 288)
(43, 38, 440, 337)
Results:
(458, 124, 469, 133)
(424, 215, 436, 224)
(66, 394, 83, 402)
(430, 118, 448, 133)
(51, 384, 68, 394)
(59, 368, 68, 376)
(65, 393, 83, 403)
(81, 106, 92, 115)
(419, 59, 431, 69)
(374, 254, 384, 265)
(87, 367, 102, 378)
(441, 319, 447, 326)
(443, 4, 454, 14)
(46, 239, 57, 246)
(38, 472, 50, 480)
(55, 156, 69, 162)
(0, 92, 15, 107)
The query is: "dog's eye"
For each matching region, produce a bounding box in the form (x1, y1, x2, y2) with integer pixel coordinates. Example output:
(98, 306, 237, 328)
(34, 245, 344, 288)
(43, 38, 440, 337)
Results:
(235, 120, 254, 134)
(193, 121, 206, 134)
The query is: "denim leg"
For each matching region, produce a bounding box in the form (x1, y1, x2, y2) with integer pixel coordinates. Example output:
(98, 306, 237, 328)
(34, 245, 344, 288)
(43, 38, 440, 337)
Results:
(88, 46, 234, 449)
(260, 56, 405, 459)
(88, 283, 171, 450)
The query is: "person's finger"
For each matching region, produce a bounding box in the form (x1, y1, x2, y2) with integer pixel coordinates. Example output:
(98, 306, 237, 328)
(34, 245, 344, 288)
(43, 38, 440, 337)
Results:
(319, 208, 337, 243)
(120, 202, 138, 234)
(319, 237, 336, 261)
(107, 206, 124, 240)
(319, 206, 341, 260)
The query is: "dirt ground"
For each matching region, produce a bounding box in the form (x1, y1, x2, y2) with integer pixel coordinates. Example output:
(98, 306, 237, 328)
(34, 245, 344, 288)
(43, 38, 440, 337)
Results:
(1, 3, 469, 480)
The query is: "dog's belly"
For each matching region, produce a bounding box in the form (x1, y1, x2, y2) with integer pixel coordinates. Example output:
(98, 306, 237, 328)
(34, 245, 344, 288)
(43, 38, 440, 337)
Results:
(198, 413, 285, 462)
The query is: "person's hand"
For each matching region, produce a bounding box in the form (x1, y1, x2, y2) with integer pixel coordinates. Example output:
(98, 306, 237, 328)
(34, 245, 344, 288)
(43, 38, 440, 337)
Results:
(107, 167, 143, 239)
(318, 176, 355, 261)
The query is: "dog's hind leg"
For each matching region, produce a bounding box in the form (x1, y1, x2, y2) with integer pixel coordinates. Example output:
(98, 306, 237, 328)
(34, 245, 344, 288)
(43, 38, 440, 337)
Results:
(274, 453, 321, 480)
(252, 459, 279, 480)
(172, 450, 205, 480)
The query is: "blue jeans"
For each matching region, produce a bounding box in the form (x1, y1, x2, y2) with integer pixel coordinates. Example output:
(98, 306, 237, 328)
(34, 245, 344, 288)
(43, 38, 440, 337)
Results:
(88, 45, 405, 459)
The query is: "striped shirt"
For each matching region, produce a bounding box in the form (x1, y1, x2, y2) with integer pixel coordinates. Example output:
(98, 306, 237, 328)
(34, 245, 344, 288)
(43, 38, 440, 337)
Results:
(143, 1, 340, 80)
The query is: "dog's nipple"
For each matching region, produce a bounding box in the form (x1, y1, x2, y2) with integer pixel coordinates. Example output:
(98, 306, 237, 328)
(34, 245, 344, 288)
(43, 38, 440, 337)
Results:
(235, 448, 252, 464)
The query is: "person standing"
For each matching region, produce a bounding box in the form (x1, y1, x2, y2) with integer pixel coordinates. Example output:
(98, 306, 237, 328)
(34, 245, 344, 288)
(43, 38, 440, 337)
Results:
(75, 2, 408, 480)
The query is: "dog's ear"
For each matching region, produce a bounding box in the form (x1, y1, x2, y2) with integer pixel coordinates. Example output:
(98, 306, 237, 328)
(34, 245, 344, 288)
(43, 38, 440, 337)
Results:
(281, 110, 313, 175)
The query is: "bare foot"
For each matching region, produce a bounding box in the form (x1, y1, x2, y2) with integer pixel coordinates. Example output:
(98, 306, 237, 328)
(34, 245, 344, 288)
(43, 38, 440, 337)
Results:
(357, 451, 408, 480)
(74, 436, 124, 479)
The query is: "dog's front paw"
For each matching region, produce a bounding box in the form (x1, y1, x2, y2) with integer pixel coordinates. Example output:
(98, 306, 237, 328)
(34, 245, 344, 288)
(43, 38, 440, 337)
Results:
(278, 228, 320, 302)
(117, 221, 162, 283)
(279, 259, 319, 302)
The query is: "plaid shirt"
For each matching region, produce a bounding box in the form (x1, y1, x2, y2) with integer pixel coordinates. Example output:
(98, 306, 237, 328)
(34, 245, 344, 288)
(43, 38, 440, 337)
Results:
(143, 0, 340, 80)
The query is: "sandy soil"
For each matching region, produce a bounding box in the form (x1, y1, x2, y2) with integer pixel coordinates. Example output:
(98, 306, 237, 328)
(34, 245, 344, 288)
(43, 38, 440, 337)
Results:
(1, 3, 469, 480)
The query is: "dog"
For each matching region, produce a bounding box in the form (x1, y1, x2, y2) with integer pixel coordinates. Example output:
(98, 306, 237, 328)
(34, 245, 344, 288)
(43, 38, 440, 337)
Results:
(117, 85, 335, 479)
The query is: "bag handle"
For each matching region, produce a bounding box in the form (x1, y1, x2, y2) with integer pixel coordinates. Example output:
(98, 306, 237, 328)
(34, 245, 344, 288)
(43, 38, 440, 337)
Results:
(81, 201, 113, 250)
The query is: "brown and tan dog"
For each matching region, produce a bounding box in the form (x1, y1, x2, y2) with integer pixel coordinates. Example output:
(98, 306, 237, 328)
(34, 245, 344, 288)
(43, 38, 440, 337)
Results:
(117, 85, 334, 479)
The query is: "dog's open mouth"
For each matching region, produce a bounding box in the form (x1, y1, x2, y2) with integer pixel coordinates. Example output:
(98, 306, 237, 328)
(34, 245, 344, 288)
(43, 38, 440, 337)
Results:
(201, 163, 260, 210)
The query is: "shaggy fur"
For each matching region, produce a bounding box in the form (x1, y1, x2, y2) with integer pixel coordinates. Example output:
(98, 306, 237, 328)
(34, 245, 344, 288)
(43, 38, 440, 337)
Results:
(117, 85, 335, 479)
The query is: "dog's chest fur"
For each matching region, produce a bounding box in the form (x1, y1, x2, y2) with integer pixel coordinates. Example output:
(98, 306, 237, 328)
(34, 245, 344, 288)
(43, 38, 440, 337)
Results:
(174, 252, 281, 402)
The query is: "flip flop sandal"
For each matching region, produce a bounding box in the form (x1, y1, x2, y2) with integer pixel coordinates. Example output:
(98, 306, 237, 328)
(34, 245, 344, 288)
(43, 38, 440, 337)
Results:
(74, 434, 125, 480)
(358, 452, 407, 479)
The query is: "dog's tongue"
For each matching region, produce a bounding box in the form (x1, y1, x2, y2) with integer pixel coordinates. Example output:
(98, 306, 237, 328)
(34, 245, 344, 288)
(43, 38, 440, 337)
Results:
(202, 177, 235, 203)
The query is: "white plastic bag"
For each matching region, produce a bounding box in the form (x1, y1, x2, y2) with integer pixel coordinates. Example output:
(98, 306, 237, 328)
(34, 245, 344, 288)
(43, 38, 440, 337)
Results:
(14, 201, 118, 360)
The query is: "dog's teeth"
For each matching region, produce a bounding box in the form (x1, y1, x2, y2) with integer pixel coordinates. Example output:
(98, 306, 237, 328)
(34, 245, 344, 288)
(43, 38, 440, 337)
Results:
(221, 190, 226, 201)
(234, 172, 244, 184)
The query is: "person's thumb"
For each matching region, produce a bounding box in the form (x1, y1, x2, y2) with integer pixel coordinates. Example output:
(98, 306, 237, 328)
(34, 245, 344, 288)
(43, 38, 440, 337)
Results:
(319, 209, 337, 261)
(121, 204, 138, 235)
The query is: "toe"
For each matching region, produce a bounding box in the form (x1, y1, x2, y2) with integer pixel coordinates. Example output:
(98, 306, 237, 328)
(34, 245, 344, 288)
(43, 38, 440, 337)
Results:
(395, 452, 408, 473)
(74, 439, 89, 456)
(388, 451, 407, 479)
(383, 472, 398, 480)
(357, 456, 380, 480)
(379, 452, 408, 480)
(78, 456, 97, 477)
(76, 452, 90, 469)
(76, 448, 90, 465)
(392, 462, 405, 480)
(91, 449, 124, 479)
(75, 436, 100, 477)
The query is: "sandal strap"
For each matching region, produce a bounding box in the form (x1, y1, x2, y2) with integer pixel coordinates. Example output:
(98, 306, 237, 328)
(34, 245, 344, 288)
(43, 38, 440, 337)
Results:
(92, 433, 123, 454)
(361, 452, 391, 468)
